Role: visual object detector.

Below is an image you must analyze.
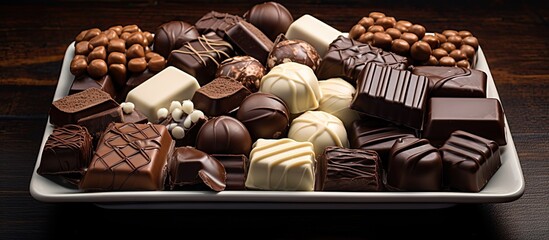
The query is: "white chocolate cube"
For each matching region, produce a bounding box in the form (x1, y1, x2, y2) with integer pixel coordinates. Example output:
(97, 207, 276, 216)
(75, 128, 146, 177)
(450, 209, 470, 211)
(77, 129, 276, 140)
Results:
(285, 14, 343, 57)
(126, 66, 200, 122)
(245, 138, 315, 191)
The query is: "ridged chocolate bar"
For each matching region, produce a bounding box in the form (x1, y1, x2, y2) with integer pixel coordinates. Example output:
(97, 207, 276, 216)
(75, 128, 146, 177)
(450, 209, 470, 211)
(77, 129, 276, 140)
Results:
(316, 36, 409, 84)
(317, 146, 383, 191)
(440, 130, 501, 192)
(350, 62, 429, 130)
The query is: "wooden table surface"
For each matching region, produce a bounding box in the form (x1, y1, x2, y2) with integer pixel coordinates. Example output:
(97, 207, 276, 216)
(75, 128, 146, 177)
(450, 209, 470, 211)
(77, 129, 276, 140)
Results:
(1, 0, 547, 239)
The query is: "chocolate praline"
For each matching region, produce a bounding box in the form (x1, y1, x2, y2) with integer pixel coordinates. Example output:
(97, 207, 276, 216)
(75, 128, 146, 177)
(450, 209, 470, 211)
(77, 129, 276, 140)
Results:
(236, 92, 290, 140)
(154, 21, 200, 58)
(196, 116, 252, 156)
(244, 1, 294, 41)
(267, 39, 321, 70)
(215, 56, 266, 92)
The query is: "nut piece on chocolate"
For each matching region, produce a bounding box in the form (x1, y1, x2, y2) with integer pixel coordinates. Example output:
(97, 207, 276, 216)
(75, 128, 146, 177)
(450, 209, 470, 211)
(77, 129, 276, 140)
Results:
(37, 124, 93, 187)
(440, 130, 501, 192)
(317, 146, 383, 192)
(387, 137, 442, 191)
(191, 76, 251, 117)
(267, 39, 321, 71)
(154, 21, 200, 58)
(236, 92, 290, 141)
(244, 1, 294, 41)
(80, 123, 174, 191)
(215, 56, 266, 92)
(49, 88, 119, 127)
(168, 147, 226, 191)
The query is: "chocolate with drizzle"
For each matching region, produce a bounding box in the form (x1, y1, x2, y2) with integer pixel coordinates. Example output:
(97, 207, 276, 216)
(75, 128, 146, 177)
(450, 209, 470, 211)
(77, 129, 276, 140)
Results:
(411, 66, 487, 97)
(195, 11, 244, 38)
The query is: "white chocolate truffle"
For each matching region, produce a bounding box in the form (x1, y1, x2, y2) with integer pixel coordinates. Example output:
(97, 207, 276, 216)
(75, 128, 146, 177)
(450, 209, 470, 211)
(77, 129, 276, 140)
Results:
(259, 62, 321, 114)
(285, 14, 343, 57)
(318, 78, 361, 130)
(126, 66, 200, 122)
(288, 110, 349, 156)
(245, 138, 315, 191)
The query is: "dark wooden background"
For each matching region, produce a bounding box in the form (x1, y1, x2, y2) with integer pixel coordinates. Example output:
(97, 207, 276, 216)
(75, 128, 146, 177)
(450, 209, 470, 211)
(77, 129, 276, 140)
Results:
(1, 0, 547, 239)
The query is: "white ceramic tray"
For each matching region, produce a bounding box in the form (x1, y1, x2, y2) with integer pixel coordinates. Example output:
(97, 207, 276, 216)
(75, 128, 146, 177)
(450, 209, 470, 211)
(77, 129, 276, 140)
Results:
(29, 42, 525, 209)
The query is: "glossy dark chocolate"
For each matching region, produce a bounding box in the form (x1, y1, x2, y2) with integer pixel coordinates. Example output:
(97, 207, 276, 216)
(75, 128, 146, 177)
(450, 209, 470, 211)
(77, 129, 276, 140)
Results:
(211, 154, 248, 190)
(317, 146, 383, 191)
(76, 106, 122, 141)
(440, 130, 501, 192)
(349, 118, 416, 169)
(37, 124, 93, 186)
(387, 137, 442, 191)
(168, 147, 226, 191)
(316, 36, 409, 83)
(49, 88, 119, 127)
(191, 77, 251, 117)
(194, 11, 244, 38)
(423, 97, 506, 147)
(69, 74, 117, 99)
(236, 92, 290, 140)
(168, 33, 234, 86)
(154, 21, 200, 58)
(411, 66, 487, 97)
(267, 39, 321, 71)
(351, 62, 429, 130)
(225, 20, 274, 65)
(215, 56, 266, 92)
(196, 116, 252, 156)
(243, 1, 294, 41)
(80, 123, 174, 191)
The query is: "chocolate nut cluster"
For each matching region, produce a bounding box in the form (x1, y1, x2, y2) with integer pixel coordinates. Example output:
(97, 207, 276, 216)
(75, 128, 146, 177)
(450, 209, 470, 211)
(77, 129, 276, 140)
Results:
(70, 24, 167, 87)
(348, 12, 479, 68)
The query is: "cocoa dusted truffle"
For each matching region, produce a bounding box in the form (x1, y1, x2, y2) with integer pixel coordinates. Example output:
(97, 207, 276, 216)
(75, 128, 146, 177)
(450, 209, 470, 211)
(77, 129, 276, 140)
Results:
(236, 92, 290, 140)
(154, 21, 200, 58)
(196, 116, 252, 156)
(244, 1, 294, 41)
(215, 56, 266, 92)
(267, 39, 321, 71)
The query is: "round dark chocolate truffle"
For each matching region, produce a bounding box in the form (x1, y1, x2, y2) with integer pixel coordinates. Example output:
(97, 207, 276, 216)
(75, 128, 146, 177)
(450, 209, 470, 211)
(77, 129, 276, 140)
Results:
(196, 116, 252, 156)
(154, 21, 200, 58)
(267, 39, 321, 71)
(244, 1, 294, 41)
(236, 92, 290, 140)
(215, 56, 266, 92)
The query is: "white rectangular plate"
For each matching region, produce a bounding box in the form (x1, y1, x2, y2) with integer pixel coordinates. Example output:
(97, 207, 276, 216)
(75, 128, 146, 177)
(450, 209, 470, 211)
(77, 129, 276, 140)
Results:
(29, 42, 525, 209)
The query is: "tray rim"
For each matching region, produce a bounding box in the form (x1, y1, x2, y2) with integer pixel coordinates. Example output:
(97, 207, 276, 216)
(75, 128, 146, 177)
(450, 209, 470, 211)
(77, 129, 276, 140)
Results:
(29, 41, 525, 209)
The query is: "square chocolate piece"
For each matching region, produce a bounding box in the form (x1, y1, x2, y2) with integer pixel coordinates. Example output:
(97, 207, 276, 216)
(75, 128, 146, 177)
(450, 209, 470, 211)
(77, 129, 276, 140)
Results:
(411, 66, 487, 98)
(167, 33, 234, 86)
(70, 74, 117, 100)
(440, 130, 501, 192)
(80, 123, 174, 191)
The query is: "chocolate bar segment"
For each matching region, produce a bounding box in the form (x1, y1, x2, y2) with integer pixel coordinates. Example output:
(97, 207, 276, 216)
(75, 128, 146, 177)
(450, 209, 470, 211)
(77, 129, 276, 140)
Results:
(211, 154, 248, 190)
(195, 11, 244, 38)
(387, 137, 442, 191)
(317, 146, 383, 191)
(37, 124, 93, 186)
(225, 20, 274, 65)
(49, 88, 119, 127)
(349, 118, 416, 170)
(411, 66, 487, 97)
(316, 36, 409, 84)
(70, 74, 117, 99)
(350, 62, 429, 130)
(168, 147, 226, 191)
(439, 130, 501, 192)
(80, 123, 174, 191)
(76, 106, 122, 142)
(168, 33, 234, 86)
(423, 97, 506, 147)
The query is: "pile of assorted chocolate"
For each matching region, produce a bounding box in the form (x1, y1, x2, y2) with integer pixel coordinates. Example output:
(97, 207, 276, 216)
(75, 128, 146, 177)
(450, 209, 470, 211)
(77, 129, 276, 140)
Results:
(38, 2, 505, 193)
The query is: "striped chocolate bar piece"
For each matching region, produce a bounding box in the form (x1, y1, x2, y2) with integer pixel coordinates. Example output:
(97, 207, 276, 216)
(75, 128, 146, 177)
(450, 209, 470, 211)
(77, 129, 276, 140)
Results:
(439, 130, 501, 192)
(350, 62, 429, 130)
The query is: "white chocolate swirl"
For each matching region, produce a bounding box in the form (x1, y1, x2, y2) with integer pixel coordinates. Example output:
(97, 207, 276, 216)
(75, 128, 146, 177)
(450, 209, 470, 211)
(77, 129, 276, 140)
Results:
(318, 78, 360, 130)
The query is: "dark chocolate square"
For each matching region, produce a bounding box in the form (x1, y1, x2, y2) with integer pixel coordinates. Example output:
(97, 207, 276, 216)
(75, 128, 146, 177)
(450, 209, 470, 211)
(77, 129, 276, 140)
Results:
(412, 66, 487, 98)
